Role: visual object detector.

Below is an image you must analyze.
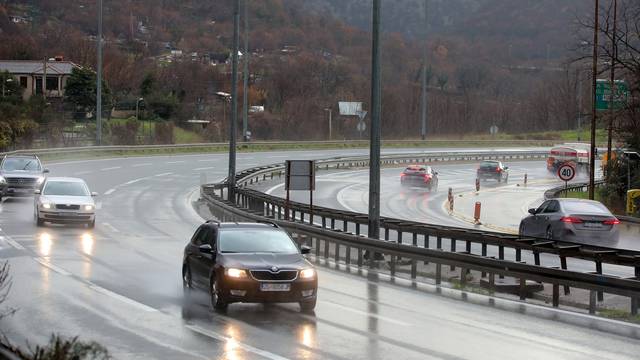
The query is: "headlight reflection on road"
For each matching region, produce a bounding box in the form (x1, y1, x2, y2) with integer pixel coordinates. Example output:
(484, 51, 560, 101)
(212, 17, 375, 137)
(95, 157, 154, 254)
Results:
(38, 232, 52, 257)
(81, 233, 94, 256)
(224, 325, 241, 360)
(299, 324, 315, 347)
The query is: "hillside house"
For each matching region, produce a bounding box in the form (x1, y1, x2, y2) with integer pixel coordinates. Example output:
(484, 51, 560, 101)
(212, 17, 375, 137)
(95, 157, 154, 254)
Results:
(0, 59, 80, 100)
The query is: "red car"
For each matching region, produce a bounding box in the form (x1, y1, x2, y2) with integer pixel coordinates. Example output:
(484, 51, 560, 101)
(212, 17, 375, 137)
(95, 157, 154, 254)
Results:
(400, 165, 439, 190)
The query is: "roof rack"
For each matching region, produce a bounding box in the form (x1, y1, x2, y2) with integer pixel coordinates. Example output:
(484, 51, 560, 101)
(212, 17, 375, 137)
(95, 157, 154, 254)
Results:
(206, 219, 221, 224)
(256, 220, 279, 228)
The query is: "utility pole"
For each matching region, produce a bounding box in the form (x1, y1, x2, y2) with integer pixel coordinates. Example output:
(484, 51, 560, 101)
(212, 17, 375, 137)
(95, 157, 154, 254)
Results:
(96, 0, 104, 145)
(42, 57, 47, 99)
(242, 0, 250, 142)
(325, 108, 332, 140)
(420, 0, 428, 141)
(368, 0, 381, 240)
(607, 0, 617, 165)
(228, 0, 240, 198)
(589, 0, 599, 200)
(577, 69, 583, 141)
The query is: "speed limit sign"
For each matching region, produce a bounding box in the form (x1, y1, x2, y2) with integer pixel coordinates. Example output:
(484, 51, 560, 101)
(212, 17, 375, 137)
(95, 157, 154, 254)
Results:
(558, 164, 576, 182)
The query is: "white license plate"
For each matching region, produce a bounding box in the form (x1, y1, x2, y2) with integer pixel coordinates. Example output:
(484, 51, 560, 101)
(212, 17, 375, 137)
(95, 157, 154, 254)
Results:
(584, 222, 603, 228)
(260, 283, 291, 292)
(14, 188, 30, 193)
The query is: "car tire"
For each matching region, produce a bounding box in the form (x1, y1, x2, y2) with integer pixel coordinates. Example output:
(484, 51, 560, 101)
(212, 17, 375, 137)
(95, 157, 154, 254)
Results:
(545, 226, 554, 240)
(299, 298, 316, 313)
(35, 210, 44, 227)
(183, 265, 193, 297)
(504, 175, 509, 183)
(210, 276, 228, 311)
(87, 219, 95, 229)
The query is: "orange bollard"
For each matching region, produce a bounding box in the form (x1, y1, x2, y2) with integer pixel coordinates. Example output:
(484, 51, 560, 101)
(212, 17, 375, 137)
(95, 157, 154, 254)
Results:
(474, 202, 481, 224)
(448, 187, 454, 213)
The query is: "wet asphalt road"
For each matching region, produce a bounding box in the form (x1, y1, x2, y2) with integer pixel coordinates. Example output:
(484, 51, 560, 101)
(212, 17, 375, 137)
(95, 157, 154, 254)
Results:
(1, 148, 640, 359)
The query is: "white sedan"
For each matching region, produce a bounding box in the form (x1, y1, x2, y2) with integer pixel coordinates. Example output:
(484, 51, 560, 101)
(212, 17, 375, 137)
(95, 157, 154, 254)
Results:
(34, 177, 97, 228)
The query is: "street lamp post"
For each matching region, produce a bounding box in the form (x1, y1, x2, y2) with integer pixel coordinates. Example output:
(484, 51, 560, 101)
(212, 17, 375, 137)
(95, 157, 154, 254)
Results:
(589, 0, 599, 200)
(324, 108, 332, 140)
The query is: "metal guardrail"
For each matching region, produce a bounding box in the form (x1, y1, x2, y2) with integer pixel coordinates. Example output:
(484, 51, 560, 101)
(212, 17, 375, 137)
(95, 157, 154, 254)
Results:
(0, 140, 556, 158)
(202, 151, 640, 315)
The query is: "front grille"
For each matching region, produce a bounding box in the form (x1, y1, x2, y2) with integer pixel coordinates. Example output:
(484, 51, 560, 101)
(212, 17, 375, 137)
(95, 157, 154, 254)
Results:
(250, 270, 297, 281)
(6, 177, 37, 186)
(56, 204, 80, 210)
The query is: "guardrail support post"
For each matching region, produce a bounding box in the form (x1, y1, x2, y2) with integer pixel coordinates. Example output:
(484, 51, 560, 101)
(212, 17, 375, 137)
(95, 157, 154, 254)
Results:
(343, 220, 348, 232)
(324, 239, 329, 259)
(632, 298, 639, 316)
(499, 246, 505, 279)
(322, 217, 326, 229)
(345, 246, 351, 265)
(356, 223, 361, 236)
(589, 291, 597, 314)
(331, 218, 335, 230)
(357, 248, 363, 267)
(398, 231, 403, 244)
(519, 278, 527, 300)
(437, 236, 442, 250)
(335, 244, 340, 263)
(450, 239, 456, 271)
(435, 263, 442, 285)
(384, 227, 389, 241)
(481, 243, 488, 278)
(460, 268, 468, 285)
(596, 261, 604, 302)
(390, 255, 396, 277)
(552, 284, 560, 307)
(515, 248, 521, 262)
(412, 232, 417, 246)
(411, 259, 417, 279)
(534, 251, 540, 266)
(560, 256, 570, 295)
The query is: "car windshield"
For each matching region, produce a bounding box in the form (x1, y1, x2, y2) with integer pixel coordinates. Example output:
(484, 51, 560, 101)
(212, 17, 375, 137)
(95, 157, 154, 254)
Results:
(43, 181, 89, 196)
(2, 158, 41, 171)
(218, 229, 299, 253)
(561, 201, 610, 214)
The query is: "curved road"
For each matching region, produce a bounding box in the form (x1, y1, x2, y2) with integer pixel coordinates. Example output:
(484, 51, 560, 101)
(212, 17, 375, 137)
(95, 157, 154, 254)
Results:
(0, 149, 639, 359)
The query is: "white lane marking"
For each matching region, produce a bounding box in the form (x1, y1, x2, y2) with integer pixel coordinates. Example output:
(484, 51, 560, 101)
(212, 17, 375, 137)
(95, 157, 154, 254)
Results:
(104, 188, 116, 195)
(132, 163, 152, 167)
(197, 159, 217, 162)
(33, 257, 72, 276)
(124, 178, 143, 185)
(166, 161, 185, 164)
(268, 155, 289, 158)
(193, 167, 215, 171)
(87, 282, 158, 313)
(100, 166, 122, 171)
(102, 222, 120, 233)
(73, 170, 92, 176)
(96, 201, 103, 210)
(335, 183, 363, 213)
(322, 301, 411, 326)
(186, 324, 290, 360)
(155, 172, 173, 177)
(4, 237, 25, 250)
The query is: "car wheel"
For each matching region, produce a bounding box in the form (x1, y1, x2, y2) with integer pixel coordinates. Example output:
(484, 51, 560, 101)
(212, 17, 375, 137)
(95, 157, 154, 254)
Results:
(183, 265, 193, 296)
(545, 227, 554, 240)
(210, 276, 227, 311)
(504, 175, 509, 183)
(35, 210, 44, 227)
(299, 298, 317, 313)
(87, 219, 95, 229)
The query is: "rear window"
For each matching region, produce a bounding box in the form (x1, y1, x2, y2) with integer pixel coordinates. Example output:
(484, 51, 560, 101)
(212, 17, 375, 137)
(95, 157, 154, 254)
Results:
(561, 201, 610, 214)
(480, 161, 498, 168)
(405, 166, 429, 173)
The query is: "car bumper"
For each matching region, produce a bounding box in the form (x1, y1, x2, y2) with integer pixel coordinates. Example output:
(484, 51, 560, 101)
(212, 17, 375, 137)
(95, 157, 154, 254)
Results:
(39, 210, 95, 223)
(558, 226, 620, 246)
(3, 185, 37, 197)
(218, 277, 317, 304)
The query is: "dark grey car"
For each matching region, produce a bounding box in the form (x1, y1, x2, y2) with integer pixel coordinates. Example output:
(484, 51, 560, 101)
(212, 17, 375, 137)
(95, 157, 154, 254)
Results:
(0, 155, 49, 200)
(519, 198, 620, 246)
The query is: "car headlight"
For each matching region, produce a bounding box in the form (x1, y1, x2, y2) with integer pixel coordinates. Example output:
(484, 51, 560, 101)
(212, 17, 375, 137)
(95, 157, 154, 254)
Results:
(42, 202, 52, 209)
(225, 268, 247, 278)
(36, 176, 45, 184)
(84, 204, 94, 211)
(0, 176, 5, 184)
(300, 268, 316, 279)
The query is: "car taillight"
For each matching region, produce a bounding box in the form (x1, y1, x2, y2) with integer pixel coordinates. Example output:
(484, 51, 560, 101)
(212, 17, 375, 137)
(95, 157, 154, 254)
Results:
(560, 216, 583, 224)
(603, 218, 620, 225)
(400, 173, 406, 177)
(423, 174, 431, 181)
(496, 167, 501, 172)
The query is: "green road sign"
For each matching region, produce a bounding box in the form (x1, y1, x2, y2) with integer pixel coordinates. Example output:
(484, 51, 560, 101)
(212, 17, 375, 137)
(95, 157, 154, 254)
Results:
(596, 79, 629, 111)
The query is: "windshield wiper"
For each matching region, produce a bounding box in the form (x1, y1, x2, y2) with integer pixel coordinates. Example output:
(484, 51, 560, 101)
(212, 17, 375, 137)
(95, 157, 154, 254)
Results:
(21, 161, 33, 170)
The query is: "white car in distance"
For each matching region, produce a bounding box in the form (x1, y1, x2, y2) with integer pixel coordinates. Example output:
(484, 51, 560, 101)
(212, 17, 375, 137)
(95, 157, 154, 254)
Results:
(34, 177, 98, 228)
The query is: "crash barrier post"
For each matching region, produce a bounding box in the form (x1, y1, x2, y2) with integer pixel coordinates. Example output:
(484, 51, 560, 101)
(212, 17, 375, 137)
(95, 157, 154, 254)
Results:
(475, 178, 480, 192)
(524, 173, 527, 186)
(474, 202, 481, 224)
(448, 188, 454, 213)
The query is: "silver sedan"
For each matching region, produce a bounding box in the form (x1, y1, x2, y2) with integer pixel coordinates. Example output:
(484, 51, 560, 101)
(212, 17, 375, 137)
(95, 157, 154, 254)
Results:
(519, 198, 620, 246)
(34, 177, 98, 228)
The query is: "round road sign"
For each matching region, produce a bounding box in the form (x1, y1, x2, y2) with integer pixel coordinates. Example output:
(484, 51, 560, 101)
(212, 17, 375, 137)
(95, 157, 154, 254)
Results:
(557, 164, 576, 182)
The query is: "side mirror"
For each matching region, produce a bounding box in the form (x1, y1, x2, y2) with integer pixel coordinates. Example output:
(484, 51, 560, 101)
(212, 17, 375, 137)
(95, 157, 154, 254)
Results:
(34, 189, 41, 195)
(43, 168, 50, 174)
(91, 192, 98, 197)
(528, 208, 537, 215)
(504, 166, 509, 170)
(300, 245, 312, 254)
(199, 244, 214, 254)
(434, 171, 439, 175)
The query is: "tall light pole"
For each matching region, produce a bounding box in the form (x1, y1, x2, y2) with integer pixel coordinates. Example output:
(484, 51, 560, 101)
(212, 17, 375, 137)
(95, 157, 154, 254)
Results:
(228, 0, 240, 197)
(136, 97, 143, 142)
(589, 0, 599, 200)
(607, 0, 617, 165)
(324, 108, 332, 140)
(242, 0, 250, 142)
(420, 0, 428, 141)
(368, 0, 382, 240)
(96, 0, 104, 145)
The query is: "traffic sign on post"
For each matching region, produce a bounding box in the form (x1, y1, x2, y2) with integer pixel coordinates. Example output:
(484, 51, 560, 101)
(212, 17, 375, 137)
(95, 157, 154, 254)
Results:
(557, 164, 576, 182)
(596, 79, 629, 111)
